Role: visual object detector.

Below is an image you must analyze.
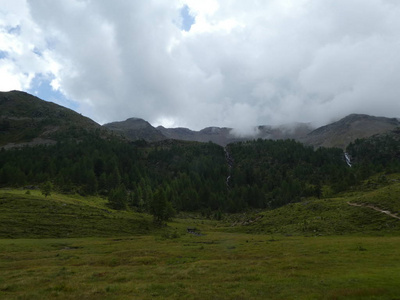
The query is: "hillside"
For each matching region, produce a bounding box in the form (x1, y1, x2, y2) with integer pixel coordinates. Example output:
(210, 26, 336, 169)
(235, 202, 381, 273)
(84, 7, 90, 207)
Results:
(0, 91, 102, 148)
(103, 118, 166, 142)
(2, 95, 400, 299)
(106, 114, 400, 149)
(234, 174, 400, 236)
(2, 122, 400, 215)
(302, 114, 400, 149)
(1, 90, 400, 222)
(2, 173, 400, 239)
(157, 123, 313, 146)
(0, 189, 155, 238)
(157, 125, 233, 145)
(2, 91, 399, 150)
(239, 179, 400, 236)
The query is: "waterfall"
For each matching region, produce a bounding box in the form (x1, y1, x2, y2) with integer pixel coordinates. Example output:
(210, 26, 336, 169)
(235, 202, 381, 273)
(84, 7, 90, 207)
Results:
(344, 152, 352, 167)
(224, 147, 234, 189)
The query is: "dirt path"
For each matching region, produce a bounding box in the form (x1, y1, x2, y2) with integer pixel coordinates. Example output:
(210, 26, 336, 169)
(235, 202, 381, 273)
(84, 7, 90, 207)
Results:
(347, 202, 400, 220)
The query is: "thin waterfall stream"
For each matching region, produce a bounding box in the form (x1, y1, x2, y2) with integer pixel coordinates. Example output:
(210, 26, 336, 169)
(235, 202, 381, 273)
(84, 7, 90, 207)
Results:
(224, 147, 234, 189)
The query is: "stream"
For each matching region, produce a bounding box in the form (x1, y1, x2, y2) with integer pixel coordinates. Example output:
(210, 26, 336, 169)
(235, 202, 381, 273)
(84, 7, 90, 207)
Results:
(224, 147, 234, 189)
(344, 151, 352, 167)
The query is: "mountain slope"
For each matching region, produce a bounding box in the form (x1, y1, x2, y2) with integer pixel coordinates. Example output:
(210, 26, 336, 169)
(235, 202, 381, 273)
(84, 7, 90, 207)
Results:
(237, 174, 400, 236)
(158, 123, 313, 146)
(302, 114, 400, 149)
(157, 125, 234, 145)
(0, 90, 101, 148)
(2, 91, 399, 150)
(102, 114, 400, 149)
(103, 118, 166, 142)
(0, 190, 154, 238)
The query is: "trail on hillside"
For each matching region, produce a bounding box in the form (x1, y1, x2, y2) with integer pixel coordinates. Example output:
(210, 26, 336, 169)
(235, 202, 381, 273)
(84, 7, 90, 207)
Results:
(347, 202, 400, 220)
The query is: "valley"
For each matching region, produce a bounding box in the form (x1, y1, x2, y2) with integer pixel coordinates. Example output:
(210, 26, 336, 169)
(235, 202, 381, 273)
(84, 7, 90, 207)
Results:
(1, 91, 400, 299)
(2, 173, 400, 299)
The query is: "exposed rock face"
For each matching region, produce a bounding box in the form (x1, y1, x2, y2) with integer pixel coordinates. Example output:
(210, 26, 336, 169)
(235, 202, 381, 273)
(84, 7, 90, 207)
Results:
(301, 114, 400, 149)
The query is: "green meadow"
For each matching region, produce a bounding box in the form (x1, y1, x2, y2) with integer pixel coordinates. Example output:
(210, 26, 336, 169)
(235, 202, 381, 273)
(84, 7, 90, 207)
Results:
(1, 233, 400, 299)
(1, 179, 400, 299)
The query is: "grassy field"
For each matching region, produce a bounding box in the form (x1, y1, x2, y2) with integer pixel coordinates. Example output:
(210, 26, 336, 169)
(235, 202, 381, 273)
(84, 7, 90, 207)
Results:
(1, 179, 400, 299)
(1, 233, 400, 299)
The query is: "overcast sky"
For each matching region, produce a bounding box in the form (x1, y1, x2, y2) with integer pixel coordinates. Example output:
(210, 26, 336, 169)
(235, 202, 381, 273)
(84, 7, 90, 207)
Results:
(1, 0, 400, 132)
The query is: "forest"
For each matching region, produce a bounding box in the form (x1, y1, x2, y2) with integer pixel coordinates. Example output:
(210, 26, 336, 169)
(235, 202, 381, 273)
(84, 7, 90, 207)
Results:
(1, 128, 400, 219)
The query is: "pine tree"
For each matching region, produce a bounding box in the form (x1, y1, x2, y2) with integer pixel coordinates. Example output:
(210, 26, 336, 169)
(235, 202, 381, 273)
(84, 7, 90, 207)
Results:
(150, 188, 175, 225)
(41, 181, 53, 197)
(108, 184, 127, 210)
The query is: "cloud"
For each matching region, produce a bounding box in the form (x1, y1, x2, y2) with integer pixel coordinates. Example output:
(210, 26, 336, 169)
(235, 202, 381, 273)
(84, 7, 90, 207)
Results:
(1, 0, 400, 130)
(0, 0, 59, 90)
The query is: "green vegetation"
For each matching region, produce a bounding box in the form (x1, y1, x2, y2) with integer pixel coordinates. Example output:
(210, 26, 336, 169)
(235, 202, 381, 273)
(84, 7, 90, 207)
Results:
(1, 164, 400, 298)
(1, 232, 400, 299)
(227, 139, 352, 210)
(0, 91, 101, 146)
(1, 93, 400, 298)
(40, 181, 53, 197)
(0, 135, 228, 216)
(2, 131, 398, 216)
(0, 190, 155, 238)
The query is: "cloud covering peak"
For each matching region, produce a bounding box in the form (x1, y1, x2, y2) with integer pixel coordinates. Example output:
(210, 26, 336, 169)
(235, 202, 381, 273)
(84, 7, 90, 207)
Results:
(1, 0, 400, 130)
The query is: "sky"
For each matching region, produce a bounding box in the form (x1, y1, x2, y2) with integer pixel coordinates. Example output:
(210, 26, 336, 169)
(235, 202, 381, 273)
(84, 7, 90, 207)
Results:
(1, 0, 400, 133)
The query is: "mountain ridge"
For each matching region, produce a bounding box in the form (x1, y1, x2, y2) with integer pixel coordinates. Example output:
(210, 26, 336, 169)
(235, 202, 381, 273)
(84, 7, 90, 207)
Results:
(301, 114, 400, 149)
(109, 114, 400, 149)
(1, 91, 399, 149)
(103, 117, 165, 142)
(0, 90, 102, 148)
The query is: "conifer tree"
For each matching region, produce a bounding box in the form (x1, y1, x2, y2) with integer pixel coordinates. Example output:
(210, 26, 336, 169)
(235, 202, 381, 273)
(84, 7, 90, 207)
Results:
(108, 184, 127, 210)
(41, 181, 53, 197)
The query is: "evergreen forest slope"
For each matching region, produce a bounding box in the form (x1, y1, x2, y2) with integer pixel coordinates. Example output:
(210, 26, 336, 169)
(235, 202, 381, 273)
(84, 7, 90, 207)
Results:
(2, 91, 400, 300)
(1, 90, 400, 238)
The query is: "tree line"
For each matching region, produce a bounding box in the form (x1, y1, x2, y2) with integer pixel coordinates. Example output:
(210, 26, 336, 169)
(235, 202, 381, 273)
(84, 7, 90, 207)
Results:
(1, 129, 399, 219)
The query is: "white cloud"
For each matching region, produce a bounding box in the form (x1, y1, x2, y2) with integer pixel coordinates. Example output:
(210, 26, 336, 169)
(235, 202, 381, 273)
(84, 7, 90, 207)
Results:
(1, 0, 400, 131)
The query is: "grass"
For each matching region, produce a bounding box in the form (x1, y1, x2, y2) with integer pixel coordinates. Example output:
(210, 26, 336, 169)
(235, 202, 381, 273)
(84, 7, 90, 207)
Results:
(350, 174, 400, 214)
(1, 233, 400, 299)
(0, 189, 155, 238)
(2, 176, 400, 299)
(235, 174, 400, 236)
(237, 196, 400, 236)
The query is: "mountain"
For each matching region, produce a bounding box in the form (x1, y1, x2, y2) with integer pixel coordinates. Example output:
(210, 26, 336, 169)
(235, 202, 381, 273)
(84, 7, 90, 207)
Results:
(157, 123, 314, 146)
(301, 114, 400, 149)
(157, 126, 234, 145)
(2, 91, 399, 150)
(103, 118, 166, 142)
(2, 90, 400, 217)
(255, 123, 313, 142)
(102, 114, 400, 149)
(0, 91, 102, 148)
